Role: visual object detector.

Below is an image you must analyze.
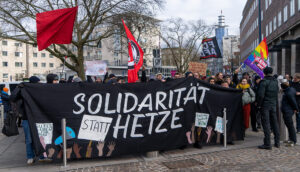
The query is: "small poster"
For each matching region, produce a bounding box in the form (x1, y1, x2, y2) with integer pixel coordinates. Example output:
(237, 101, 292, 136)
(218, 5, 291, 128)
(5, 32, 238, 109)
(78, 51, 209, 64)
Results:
(215, 117, 228, 133)
(195, 113, 209, 128)
(85, 60, 107, 76)
(36, 123, 53, 145)
(78, 114, 113, 141)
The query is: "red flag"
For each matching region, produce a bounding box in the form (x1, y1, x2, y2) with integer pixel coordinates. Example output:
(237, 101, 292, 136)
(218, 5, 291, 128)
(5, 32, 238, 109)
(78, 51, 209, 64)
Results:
(122, 19, 144, 83)
(36, 6, 78, 51)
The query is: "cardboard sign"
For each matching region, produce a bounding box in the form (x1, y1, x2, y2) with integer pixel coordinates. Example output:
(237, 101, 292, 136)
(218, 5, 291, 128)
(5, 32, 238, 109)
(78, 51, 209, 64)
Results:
(85, 60, 107, 76)
(78, 114, 113, 141)
(36, 123, 53, 145)
(188, 62, 207, 76)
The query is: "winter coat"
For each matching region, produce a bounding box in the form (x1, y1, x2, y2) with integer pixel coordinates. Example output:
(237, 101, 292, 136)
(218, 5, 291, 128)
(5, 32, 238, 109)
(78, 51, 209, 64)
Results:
(281, 87, 299, 113)
(1, 90, 11, 112)
(290, 81, 300, 106)
(257, 75, 279, 107)
(237, 83, 256, 105)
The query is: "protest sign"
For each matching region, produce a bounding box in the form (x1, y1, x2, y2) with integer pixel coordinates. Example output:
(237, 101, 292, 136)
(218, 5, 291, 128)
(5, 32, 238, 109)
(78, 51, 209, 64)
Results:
(188, 62, 207, 76)
(84, 60, 107, 76)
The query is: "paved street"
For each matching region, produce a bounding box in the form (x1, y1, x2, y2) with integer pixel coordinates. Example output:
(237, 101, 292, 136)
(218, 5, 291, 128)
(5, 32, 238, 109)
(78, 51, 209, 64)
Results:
(1, 128, 300, 172)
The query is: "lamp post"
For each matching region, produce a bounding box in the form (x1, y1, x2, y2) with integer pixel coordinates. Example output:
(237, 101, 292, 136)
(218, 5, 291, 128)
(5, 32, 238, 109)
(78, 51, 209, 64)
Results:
(231, 38, 237, 74)
(258, 0, 262, 42)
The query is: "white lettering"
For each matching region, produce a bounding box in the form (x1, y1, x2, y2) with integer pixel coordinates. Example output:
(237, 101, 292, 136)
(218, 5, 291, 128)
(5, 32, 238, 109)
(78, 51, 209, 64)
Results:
(73, 93, 86, 115)
(130, 114, 145, 137)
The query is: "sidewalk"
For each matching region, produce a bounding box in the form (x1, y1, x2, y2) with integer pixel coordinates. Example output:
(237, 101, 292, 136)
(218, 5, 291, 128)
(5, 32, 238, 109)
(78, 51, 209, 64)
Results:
(0, 128, 268, 172)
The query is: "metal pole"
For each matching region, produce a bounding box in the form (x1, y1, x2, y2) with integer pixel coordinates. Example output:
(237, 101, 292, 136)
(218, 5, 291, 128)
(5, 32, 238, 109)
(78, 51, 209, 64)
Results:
(1, 105, 4, 130)
(258, 0, 262, 42)
(223, 108, 227, 148)
(62, 118, 67, 167)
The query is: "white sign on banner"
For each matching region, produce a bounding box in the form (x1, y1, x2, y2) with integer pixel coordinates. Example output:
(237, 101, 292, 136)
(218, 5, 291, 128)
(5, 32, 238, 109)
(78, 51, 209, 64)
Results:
(36, 123, 53, 145)
(215, 116, 228, 133)
(85, 60, 107, 76)
(78, 114, 113, 141)
(195, 113, 209, 128)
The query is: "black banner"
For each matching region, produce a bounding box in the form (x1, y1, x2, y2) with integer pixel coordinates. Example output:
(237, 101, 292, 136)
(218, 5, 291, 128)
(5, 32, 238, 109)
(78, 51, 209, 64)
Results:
(200, 37, 222, 59)
(19, 78, 243, 161)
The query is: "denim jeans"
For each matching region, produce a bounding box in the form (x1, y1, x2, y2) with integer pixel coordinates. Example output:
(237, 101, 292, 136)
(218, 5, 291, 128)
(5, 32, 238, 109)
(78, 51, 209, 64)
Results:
(22, 120, 35, 159)
(296, 111, 300, 132)
(261, 106, 280, 146)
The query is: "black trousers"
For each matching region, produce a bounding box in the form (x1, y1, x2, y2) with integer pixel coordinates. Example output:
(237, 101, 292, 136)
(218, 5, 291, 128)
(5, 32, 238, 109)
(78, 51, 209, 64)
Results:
(282, 111, 297, 143)
(261, 106, 280, 146)
(251, 103, 257, 130)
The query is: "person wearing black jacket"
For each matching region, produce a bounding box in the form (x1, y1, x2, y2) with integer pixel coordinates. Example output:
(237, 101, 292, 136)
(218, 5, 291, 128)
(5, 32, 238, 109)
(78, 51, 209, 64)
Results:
(290, 73, 300, 133)
(281, 79, 299, 146)
(257, 67, 280, 150)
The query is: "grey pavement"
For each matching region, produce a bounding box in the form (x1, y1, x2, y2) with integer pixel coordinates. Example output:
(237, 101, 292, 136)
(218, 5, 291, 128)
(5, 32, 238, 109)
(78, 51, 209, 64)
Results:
(0, 128, 299, 172)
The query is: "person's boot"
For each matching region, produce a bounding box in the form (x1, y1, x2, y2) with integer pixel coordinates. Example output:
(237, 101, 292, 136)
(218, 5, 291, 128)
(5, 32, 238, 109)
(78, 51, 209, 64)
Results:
(258, 145, 272, 150)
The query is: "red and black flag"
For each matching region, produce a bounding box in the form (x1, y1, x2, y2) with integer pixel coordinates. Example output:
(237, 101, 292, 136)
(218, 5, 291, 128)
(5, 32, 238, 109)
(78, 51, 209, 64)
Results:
(36, 6, 78, 51)
(200, 37, 222, 59)
(122, 19, 144, 83)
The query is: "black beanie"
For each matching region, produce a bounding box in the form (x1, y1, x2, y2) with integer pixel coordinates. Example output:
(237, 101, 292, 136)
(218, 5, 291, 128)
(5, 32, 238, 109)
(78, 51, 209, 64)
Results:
(46, 73, 58, 83)
(29, 76, 40, 83)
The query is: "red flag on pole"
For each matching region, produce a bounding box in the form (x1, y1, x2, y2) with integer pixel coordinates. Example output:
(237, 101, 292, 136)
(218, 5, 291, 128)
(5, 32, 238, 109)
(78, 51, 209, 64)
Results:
(122, 19, 144, 83)
(36, 6, 78, 51)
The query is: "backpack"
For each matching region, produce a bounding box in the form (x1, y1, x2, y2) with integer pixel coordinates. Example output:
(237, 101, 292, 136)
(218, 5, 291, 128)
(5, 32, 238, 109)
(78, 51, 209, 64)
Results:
(2, 111, 19, 137)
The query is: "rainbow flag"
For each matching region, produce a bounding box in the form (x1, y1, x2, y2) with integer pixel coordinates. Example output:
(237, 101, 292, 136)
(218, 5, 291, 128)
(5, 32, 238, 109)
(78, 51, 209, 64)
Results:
(244, 38, 269, 78)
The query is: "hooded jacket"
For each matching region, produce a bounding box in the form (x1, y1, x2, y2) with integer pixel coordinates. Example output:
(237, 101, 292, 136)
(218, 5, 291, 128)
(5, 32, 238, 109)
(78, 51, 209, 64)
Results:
(281, 87, 299, 113)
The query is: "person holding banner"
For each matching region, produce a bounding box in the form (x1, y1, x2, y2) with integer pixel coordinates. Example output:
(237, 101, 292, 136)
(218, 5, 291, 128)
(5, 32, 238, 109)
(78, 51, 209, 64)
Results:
(290, 73, 300, 133)
(257, 67, 280, 150)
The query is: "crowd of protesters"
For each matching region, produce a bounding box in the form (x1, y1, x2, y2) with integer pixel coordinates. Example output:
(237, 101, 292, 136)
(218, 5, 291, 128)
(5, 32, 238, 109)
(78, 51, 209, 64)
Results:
(0, 66, 299, 164)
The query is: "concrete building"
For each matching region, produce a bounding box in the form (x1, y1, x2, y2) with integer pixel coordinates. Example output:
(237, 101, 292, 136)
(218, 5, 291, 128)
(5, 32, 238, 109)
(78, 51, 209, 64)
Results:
(222, 35, 241, 74)
(240, 0, 300, 75)
(0, 39, 62, 82)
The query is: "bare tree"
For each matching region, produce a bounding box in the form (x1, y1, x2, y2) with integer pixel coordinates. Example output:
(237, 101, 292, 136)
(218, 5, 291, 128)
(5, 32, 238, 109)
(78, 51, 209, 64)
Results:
(160, 18, 213, 73)
(0, 0, 163, 79)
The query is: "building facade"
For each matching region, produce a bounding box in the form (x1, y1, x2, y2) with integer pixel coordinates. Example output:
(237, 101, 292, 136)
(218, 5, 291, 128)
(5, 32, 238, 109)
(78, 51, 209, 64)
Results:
(240, 0, 300, 75)
(0, 39, 62, 82)
(222, 35, 241, 74)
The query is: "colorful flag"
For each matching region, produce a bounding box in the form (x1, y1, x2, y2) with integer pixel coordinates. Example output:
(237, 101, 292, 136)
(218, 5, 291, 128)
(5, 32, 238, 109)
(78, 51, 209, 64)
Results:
(122, 19, 144, 83)
(244, 38, 269, 78)
(36, 6, 78, 51)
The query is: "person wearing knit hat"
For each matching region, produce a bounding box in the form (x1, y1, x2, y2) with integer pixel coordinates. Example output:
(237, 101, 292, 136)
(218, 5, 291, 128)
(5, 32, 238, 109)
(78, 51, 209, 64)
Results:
(46, 73, 59, 84)
(1, 87, 10, 119)
(3, 87, 9, 93)
(29, 76, 40, 83)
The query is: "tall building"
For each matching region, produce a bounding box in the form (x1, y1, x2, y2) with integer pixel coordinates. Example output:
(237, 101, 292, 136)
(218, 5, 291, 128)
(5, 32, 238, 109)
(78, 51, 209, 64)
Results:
(0, 39, 62, 82)
(222, 35, 241, 74)
(240, 0, 300, 75)
(207, 12, 228, 74)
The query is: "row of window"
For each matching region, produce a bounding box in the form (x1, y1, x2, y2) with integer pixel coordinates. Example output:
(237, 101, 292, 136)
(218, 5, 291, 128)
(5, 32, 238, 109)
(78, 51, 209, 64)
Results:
(265, 0, 299, 37)
(1, 51, 53, 58)
(2, 62, 54, 68)
(1, 41, 23, 47)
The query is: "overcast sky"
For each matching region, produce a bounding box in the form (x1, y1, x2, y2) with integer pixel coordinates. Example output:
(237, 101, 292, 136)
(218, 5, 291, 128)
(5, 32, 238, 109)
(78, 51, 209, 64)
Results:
(156, 0, 247, 35)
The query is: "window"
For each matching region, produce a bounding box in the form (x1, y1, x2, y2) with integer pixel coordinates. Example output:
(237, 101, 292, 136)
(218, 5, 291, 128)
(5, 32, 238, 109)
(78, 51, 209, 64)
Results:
(269, 0, 272, 6)
(284, 5, 288, 22)
(261, 11, 264, 21)
(3, 73, 8, 78)
(290, 0, 295, 16)
(2, 51, 8, 56)
(14, 42, 22, 47)
(97, 51, 102, 59)
(266, 25, 269, 36)
(273, 16, 277, 31)
(269, 21, 272, 34)
(265, 0, 268, 10)
(33, 44, 37, 48)
(15, 52, 22, 57)
(33, 53, 37, 57)
(49, 54, 53, 58)
(33, 62, 38, 67)
(49, 63, 54, 68)
(41, 63, 46, 67)
(2, 40, 7, 45)
(97, 41, 102, 48)
(2, 62, 8, 67)
(298, 0, 300, 11)
(278, 11, 282, 26)
(41, 53, 46, 57)
(15, 62, 22, 67)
